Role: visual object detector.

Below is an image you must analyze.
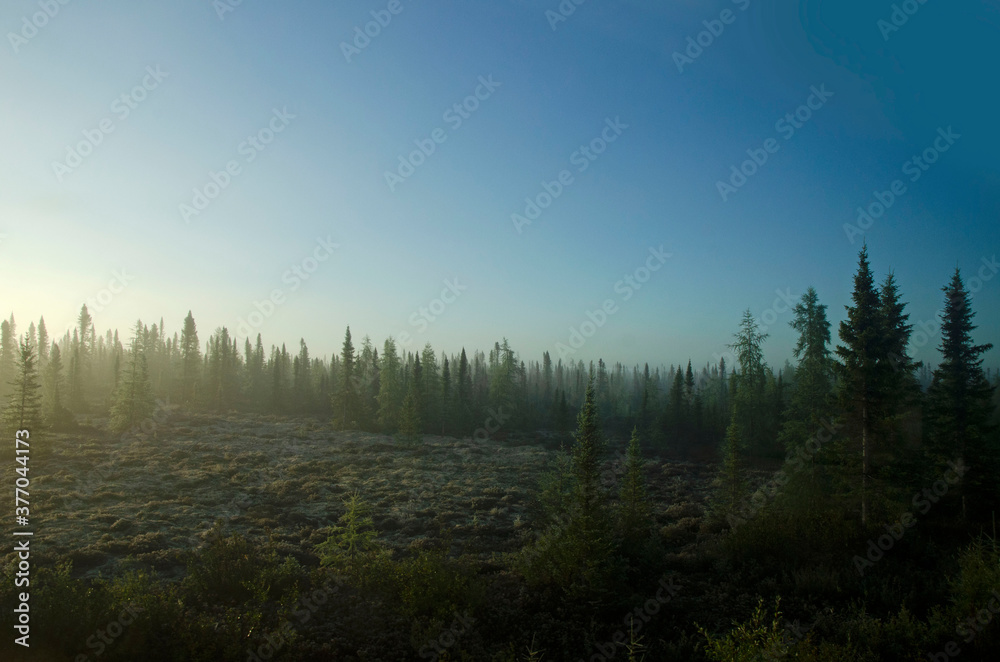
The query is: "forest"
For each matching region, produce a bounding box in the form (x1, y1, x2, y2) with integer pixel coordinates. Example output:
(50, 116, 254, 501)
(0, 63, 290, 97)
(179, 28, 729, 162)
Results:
(2, 245, 1000, 661)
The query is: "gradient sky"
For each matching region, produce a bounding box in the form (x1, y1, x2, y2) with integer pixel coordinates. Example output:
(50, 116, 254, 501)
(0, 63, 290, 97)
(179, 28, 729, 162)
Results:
(1, 0, 998, 370)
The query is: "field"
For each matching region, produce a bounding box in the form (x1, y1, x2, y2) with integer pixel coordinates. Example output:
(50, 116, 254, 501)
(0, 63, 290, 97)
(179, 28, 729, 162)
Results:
(4, 413, 715, 584)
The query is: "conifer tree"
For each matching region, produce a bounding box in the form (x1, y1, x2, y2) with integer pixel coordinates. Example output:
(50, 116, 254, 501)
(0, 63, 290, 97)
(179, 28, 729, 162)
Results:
(835, 245, 886, 526)
(0, 315, 16, 401)
(714, 419, 747, 525)
(729, 310, 769, 456)
(2, 338, 43, 437)
(879, 273, 921, 451)
(925, 269, 998, 517)
(780, 287, 833, 452)
(398, 354, 422, 442)
(43, 344, 72, 429)
(377, 337, 403, 432)
(440, 355, 451, 435)
(456, 348, 473, 434)
(335, 326, 356, 429)
(618, 426, 652, 547)
(109, 321, 155, 436)
(179, 311, 200, 404)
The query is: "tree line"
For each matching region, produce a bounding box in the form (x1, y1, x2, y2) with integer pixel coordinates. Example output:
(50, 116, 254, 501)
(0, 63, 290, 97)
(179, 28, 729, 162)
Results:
(1, 245, 998, 528)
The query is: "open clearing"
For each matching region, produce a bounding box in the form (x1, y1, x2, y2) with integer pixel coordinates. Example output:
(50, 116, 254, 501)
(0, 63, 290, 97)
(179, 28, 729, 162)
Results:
(3, 414, 716, 580)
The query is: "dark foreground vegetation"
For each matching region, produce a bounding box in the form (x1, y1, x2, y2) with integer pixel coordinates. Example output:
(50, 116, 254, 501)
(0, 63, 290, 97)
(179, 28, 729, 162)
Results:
(2, 246, 999, 660)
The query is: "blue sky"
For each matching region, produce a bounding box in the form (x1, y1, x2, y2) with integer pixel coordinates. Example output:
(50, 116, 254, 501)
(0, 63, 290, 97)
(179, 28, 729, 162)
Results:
(1, 0, 997, 370)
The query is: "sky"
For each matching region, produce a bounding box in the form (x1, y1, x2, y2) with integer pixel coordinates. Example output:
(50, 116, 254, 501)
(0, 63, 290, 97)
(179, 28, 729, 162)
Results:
(1, 0, 998, 371)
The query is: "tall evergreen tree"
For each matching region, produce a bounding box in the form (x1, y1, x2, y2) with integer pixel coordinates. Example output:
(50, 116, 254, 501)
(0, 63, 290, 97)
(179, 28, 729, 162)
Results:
(179, 311, 200, 404)
(0, 315, 16, 401)
(456, 348, 473, 434)
(377, 337, 403, 432)
(729, 310, 769, 456)
(879, 273, 922, 452)
(925, 269, 998, 518)
(835, 245, 886, 526)
(780, 287, 834, 452)
(398, 354, 422, 442)
(43, 344, 71, 429)
(618, 426, 652, 548)
(109, 321, 155, 436)
(2, 338, 43, 437)
(335, 326, 356, 429)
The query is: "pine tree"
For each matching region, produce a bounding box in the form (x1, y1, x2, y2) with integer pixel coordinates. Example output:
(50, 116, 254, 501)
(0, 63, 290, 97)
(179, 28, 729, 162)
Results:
(109, 321, 155, 436)
(2, 338, 43, 437)
(43, 344, 72, 429)
(420, 343, 440, 433)
(618, 426, 652, 547)
(879, 273, 921, 453)
(456, 348, 473, 434)
(0, 315, 16, 401)
(377, 337, 403, 432)
(714, 419, 747, 525)
(729, 310, 769, 456)
(780, 287, 834, 452)
(835, 245, 886, 526)
(565, 376, 615, 592)
(925, 269, 998, 518)
(180, 311, 200, 404)
(398, 355, 422, 442)
(36, 316, 49, 370)
(440, 355, 452, 435)
(335, 326, 356, 429)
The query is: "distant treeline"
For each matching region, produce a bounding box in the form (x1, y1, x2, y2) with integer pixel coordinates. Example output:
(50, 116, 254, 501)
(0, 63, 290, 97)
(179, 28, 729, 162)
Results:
(2, 247, 998, 494)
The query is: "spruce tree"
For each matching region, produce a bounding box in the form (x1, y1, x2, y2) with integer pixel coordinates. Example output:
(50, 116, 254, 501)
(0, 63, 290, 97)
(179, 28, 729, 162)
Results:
(335, 326, 356, 429)
(2, 338, 43, 437)
(835, 245, 886, 526)
(180, 311, 200, 404)
(398, 355, 422, 442)
(377, 337, 403, 432)
(109, 322, 155, 436)
(780, 287, 833, 452)
(456, 348, 472, 434)
(925, 269, 997, 518)
(714, 419, 747, 525)
(729, 309, 769, 456)
(879, 273, 922, 453)
(43, 344, 72, 429)
(618, 426, 652, 547)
